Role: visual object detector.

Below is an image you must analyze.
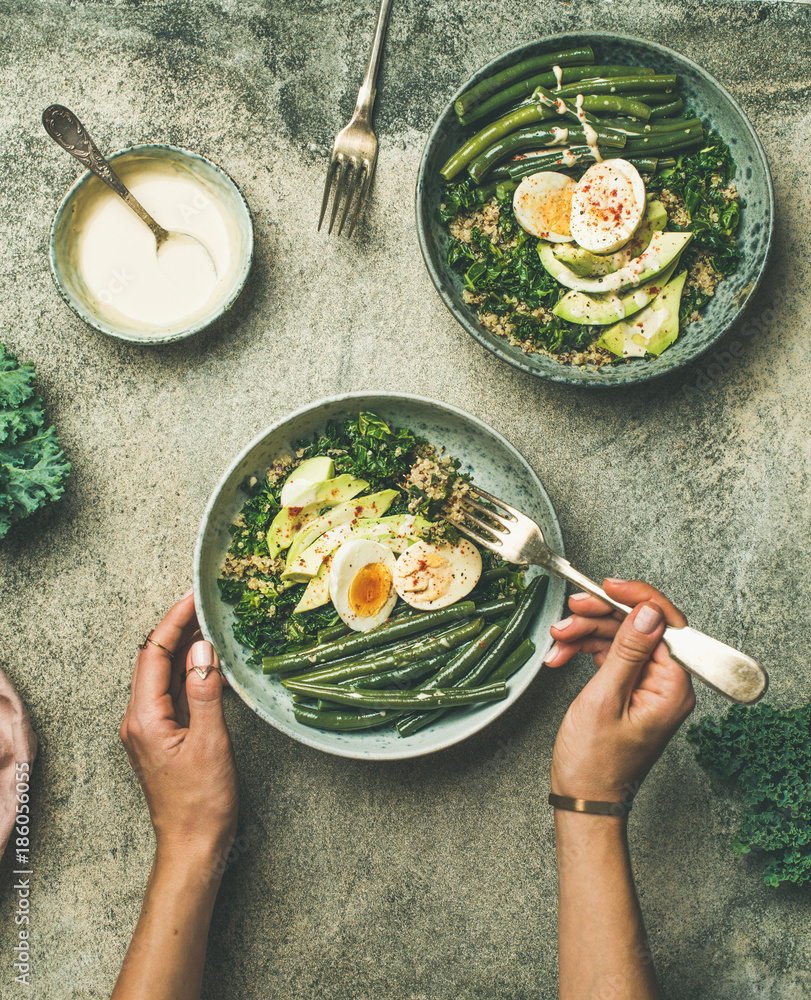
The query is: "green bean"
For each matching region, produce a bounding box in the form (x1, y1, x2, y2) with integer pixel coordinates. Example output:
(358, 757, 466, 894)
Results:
(626, 157, 659, 174)
(294, 704, 394, 731)
(657, 157, 677, 170)
(454, 47, 595, 118)
(317, 623, 351, 644)
(474, 596, 516, 619)
(621, 125, 703, 155)
(579, 95, 652, 119)
(467, 124, 626, 183)
(440, 104, 553, 180)
(505, 147, 595, 182)
(424, 623, 504, 689)
(342, 650, 454, 690)
(601, 116, 701, 135)
(477, 567, 511, 587)
(470, 178, 517, 204)
(460, 65, 654, 127)
(263, 600, 476, 673)
(461, 575, 550, 689)
(395, 581, 548, 738)
(555, 74, 676, 98)
(649, 98, 685, 119)
(282, 618, 485, 685)
(284, 679, 508, 710)
(487, 639, 536, 684)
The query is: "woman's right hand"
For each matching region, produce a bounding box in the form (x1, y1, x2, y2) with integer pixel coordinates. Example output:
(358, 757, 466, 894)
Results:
(546, 579, 696, 804)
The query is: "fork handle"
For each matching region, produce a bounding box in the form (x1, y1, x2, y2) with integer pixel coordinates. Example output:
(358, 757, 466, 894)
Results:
(354, 0, 394, 121)
(546, 554, 768, 705)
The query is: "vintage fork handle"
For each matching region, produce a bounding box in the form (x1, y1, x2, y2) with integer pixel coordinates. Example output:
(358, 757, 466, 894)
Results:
(354, 0, 394, 121)
(42, 104, 169, 243)
(546, 554, 768, 705)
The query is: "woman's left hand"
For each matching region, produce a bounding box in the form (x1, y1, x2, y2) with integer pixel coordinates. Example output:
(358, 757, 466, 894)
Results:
(119, 591, 238, 866)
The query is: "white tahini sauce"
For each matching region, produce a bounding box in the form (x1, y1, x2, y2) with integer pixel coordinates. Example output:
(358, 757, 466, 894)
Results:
(552, 64, 564, 91)
(70, 158, 237, 331)
(575, 94, 602, 163)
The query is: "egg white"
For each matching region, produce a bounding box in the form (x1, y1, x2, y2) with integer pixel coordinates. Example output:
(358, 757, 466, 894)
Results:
(392, 539, 482, 611)
(569, 159, 646, 254)
(513, 171, 576, 243)
(329, 538, 398, 632)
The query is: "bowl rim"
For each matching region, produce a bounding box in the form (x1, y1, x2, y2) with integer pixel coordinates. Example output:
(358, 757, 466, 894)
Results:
(192, 391, 566, 761)
(415, 29, 775, 387)
(48, 142, 255, 345)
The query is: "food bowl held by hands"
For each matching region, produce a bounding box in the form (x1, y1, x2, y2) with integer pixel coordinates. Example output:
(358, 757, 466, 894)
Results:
(193, 393, 566, 761)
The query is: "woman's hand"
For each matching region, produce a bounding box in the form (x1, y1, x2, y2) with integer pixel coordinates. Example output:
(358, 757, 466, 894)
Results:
(546, 579, 696, 803)
(119, 591, 238, 865)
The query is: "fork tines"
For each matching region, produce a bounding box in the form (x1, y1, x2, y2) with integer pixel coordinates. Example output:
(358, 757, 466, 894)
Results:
(317, 153, 372, 238)
(453, 485, 519, 551)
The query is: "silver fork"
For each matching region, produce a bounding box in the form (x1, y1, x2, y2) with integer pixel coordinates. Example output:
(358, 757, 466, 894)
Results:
(317, 0, 394, 237)
(453, 485, 768, 705)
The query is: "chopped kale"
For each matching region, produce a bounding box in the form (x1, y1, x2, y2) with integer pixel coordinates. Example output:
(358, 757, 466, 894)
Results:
(649, 131, 743, 276)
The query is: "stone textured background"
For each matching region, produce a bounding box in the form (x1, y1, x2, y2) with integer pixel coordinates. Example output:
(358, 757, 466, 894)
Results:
(1, 1, 809, 997)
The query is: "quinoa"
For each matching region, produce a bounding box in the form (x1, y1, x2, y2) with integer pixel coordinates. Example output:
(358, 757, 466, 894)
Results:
(448, 176, 740, 367)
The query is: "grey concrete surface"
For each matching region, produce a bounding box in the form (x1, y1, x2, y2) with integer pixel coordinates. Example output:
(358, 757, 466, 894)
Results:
(1, 0, 810, 997)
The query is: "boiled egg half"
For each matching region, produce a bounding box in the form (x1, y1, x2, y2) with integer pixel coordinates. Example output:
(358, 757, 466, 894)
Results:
(513, 171, 577, 242)
(329, 538, 398, 632)
(569, 159, 646, 254)
(392, 539, 482, 611)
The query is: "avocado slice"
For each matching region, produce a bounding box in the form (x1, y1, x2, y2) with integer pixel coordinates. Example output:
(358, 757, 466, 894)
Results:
(553, 260, 678, 326)
(282, 524, 353, 582)
(284, 489, 399, 569)
(596, 270, 688, 358)
(293, 561, 331, 613)
(552, 200, 667, 278)
(539, 231, 692, 294)
(266, 474, 368, 558)
(280, 456, 335, 506)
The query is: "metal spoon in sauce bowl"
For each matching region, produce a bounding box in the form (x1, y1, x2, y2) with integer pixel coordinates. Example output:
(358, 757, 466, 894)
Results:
(42, 105, 217, 285)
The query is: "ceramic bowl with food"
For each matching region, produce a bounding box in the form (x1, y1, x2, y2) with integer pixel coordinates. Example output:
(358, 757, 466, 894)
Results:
(193, 393, 565, 761)
(416, 32, 773, 386)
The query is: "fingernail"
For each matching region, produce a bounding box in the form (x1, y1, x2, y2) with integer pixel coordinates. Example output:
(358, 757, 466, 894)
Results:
(181, 587, 194, 599)
(570, 592, 591, 601)
(544, 643, 563, 666)
(605, 578, 626, 585)
(551, 616, 574, 632)
(191, 640, 215, 667)
(634, 604, 662, 634)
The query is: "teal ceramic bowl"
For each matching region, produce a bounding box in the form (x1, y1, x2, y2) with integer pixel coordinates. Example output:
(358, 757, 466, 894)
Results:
(49, 144, 253, 344)
(193, 393, 566, 761)
(416, 32, 774, 386)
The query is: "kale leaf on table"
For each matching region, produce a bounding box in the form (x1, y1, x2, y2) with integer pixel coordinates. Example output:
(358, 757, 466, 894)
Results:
(0, 344, 70, 539)
(687, 702, 811, 887)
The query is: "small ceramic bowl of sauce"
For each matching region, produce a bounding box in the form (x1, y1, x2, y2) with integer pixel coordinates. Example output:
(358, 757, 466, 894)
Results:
(49, 144, 253, 344)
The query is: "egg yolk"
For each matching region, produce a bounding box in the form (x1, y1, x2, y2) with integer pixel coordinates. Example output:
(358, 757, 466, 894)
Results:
(349, 562, 394, 618)
(541, 188, 573, 237)
(398, 551, 452, 602)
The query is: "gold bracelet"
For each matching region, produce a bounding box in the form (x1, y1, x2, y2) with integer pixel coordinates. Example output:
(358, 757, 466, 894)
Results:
(548, 792, 633, 818)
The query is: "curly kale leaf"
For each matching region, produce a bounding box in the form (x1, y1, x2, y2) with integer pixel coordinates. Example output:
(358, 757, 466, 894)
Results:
(300, 411, 421, 506)
(687, 702, 811, 887)
(0, 344, 70, 539)
(648, 131, 743, 276)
